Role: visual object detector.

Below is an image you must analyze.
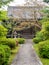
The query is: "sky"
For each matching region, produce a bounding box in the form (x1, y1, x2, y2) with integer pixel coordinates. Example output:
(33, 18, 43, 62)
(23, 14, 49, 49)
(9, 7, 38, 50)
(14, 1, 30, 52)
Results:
(8, 0, 43, 6)
(9, 0, 25, 6)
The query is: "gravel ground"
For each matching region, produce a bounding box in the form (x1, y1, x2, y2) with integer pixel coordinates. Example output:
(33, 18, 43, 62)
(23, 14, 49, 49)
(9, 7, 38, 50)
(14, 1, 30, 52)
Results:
(11, 39, 43, 65)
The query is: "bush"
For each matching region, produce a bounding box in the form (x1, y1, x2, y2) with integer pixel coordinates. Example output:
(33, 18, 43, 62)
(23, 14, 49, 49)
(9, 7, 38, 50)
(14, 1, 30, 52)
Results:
(6, 38, 16, 49)
(17, 38, 25, 44)
(33, 29, 49, 43)
(0, 38, 16, 49)
(0, 45, 11, 65)
(33, 21, 49, 44)
(41, 30, 49, 40)
(33, 37, 42, 43)
(33, 31, 45, 43)
(39, 40, 49, 58)
(0, 25, 7, 37)
(0, 46, 5, 65)
(42, 22, 49, 31)
(39, 17, 49, 24)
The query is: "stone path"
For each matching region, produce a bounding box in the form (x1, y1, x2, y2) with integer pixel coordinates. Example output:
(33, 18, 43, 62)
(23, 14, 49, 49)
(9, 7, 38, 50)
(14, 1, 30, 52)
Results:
(11, 39, 43, 65)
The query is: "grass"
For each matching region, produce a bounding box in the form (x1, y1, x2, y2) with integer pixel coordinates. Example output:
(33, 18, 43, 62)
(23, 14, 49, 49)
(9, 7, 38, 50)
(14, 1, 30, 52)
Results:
(33, 44, 49, 65)
(8, 46, 20, 65)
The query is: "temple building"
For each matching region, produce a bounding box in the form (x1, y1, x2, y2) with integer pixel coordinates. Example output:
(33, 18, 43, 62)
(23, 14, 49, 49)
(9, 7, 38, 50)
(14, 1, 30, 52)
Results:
(7, 0, 43, 38)
(8, 0, 43, 20)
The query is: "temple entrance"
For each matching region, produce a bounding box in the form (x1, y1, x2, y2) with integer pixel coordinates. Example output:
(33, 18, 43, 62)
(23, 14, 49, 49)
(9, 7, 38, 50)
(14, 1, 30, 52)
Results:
(17, 26, 36, 39)
(6, 19, 41, 39)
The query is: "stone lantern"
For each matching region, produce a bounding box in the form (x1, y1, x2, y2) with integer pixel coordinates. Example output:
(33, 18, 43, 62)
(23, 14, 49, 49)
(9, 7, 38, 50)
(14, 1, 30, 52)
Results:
(13, 31, 17, 38)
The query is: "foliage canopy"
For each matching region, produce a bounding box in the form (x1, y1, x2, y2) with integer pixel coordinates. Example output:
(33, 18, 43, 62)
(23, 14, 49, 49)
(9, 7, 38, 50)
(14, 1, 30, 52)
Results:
(0, 11, 8, 20)
(0, 0, 13, 8)
(0, 25, 7, 37)
(43, 0, 49, 3)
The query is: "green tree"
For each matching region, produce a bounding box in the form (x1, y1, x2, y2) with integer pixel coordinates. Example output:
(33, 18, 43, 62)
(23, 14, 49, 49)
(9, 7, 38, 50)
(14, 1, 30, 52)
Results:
(0, 10, 8, 20)
(43, 0, 49, 3)
(0, 0, 13, 8)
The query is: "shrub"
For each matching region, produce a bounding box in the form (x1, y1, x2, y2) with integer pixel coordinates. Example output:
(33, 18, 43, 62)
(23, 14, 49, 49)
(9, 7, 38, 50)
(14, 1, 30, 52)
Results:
(0, 45, 11, 65)
(0, 25, 7, 37)
(33, 21, 49, 44)
(33, 29, 49, 43)
(17, 38, 25, 44)
(41, 30, 49, 40)
(0, 38, 16, 49)
(39, 17, 49, 24)
(33, 31, 45, 43)
(6, 38, 16, 49)
(42, 22, 49, 31)
(0, 46, 5, 65)
(33, 37, 41, 43)
(39, 40, 49, 58)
